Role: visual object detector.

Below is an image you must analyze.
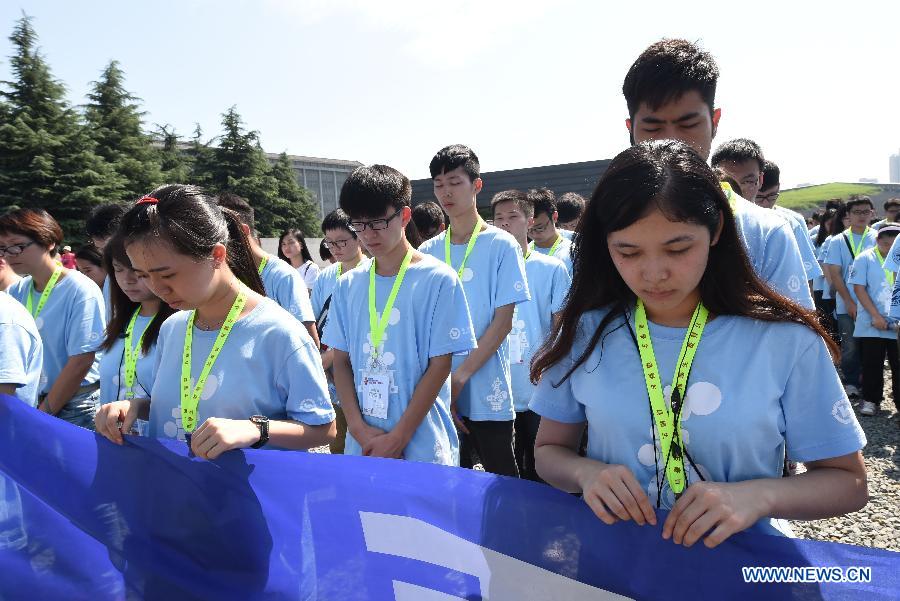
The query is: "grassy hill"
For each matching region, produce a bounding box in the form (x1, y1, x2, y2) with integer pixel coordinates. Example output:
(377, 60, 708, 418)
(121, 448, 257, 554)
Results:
(778, 183, 882, 211)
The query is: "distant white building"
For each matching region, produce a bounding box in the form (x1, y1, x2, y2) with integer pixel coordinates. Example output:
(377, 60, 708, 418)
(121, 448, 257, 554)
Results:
(265, 154, 363, 220)
(891, 150, 900, 184)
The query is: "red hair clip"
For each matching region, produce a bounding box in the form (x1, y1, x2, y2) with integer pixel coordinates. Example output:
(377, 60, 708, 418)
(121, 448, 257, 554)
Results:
(136, 195, 159, 205)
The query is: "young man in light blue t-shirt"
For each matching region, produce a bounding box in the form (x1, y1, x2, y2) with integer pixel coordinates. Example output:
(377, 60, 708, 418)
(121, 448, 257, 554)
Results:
(824, 196, 877, 395)
(0, 291, 43, 407)
(526, 188, 573, 275)
(622, 39, 813, 310)
(419, 145, 531, 477)
(492, 190, 570, 481)
(325, 164, 476, 465)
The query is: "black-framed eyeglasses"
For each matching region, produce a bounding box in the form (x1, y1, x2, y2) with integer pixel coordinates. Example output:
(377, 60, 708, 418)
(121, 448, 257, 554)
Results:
(756, 191, 779, 203)
(323, 237, 353, 249)
(529, 219, 553, 235)
(0, 241, 35, 257)
(850, 209, 874, 216)
(350, 208, 403, 232)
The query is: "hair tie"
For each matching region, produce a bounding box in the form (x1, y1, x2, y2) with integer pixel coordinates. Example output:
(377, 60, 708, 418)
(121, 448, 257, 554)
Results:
(136, 196, 159, 205)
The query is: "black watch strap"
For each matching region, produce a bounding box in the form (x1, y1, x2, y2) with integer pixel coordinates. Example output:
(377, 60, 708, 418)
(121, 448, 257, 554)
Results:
(250, 415, 269, 449)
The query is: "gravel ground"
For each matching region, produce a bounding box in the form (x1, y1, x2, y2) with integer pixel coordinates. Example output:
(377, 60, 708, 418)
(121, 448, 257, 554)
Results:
(790, 382, 900, 552)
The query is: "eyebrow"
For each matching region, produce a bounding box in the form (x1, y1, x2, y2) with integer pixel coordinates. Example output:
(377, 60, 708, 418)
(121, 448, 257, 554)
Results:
(611, 235, 696, 248)
(137, 266, 172, 273)
(640, 112, 701, 124)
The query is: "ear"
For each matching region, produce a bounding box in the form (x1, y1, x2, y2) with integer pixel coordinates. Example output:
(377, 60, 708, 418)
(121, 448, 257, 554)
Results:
(211, 242, 227, 267)
(552, 210, 559, 224)
(474, 177, 483, 194)
(438, 222, 446, 233)
(759, 172, 765, 189)
(625, 118, 633, 132)
(239, 223, 251, 237)
(711, 108, 722, 138)
(400, 205, 412, 227)
(711, 211, 725, 246)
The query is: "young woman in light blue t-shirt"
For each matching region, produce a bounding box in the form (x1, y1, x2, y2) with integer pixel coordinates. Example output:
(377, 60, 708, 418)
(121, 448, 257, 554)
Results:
(95, 185, 335, 458)
(97, 234, 175, 434)
(530, 141, 867, 549)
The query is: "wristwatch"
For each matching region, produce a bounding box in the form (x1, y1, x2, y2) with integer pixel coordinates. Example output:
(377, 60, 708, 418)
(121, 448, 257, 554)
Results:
(249, 415, 269, 449)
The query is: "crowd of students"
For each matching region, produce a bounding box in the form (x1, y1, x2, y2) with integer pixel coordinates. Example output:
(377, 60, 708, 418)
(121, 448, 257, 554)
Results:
(0, 38, 883, 549)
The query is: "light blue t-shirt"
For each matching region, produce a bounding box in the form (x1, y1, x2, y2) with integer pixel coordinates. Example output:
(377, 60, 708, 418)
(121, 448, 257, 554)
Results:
(419, 224, 531, 421)
(530, 307, 866, 535)
(0, 291, 43, 407)
(823, 229, 876, 315)
(531, 235, 573, 275)
(8, 270, 106, 394)
(729, 192, 813, 309)
(808, 224, 820, 240)
(848, 248, 895, 339)
(99, 313, 159, 405)
(323, 254, 476, 464)
(774, 206, 822, 281)
(260, 254, 315, 322)
(148, 298, 334, 445)
(311, 258, 370, 406)
(102, 276, 112, 321)
(509, 252, 570, 411)
(559, 229, 575, 241)
(880, 233, 900, 272)
(812, 235, 829, 294)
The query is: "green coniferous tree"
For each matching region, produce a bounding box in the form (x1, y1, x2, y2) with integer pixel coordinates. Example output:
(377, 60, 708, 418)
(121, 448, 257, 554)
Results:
(154, 124, 193, 184)
(0, 15, 124, 238)
(83, 60, 162, 198)
(270, 151, 320, 235)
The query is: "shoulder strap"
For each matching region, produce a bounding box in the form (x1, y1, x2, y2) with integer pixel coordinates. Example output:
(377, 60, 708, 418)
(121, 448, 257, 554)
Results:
(843, 233, 854, 256)
(315, 294, 333, 337)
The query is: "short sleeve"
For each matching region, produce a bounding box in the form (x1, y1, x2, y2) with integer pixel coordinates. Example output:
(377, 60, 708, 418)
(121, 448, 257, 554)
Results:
(279, 341, 335, 425)
(529, 355, 586, 424)
(310, 271, 327, 317)
(493, 237, 531, 308)
(883, 235, 900, 272)
(781, 336, 866, 462)
(0, 323, 31, 387)
(792, 221, 823, 280)
(321, 279, 349, 353)
(823, 236, 844, 267)
(550, 263, 571, 314)
(759, 222, 813, 309)
(427, 272, 476, 358)
(66, 294, 107, 357)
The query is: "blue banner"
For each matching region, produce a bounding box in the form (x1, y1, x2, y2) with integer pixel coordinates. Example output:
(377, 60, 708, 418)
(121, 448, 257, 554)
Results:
(0, 393, 897, 600)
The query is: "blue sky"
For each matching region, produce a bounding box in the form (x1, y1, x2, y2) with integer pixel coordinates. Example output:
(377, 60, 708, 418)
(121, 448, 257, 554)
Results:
(2, 0, 898, 187)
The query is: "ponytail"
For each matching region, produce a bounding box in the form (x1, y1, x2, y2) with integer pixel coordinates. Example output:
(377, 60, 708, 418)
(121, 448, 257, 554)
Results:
(221, 208, 265, 295)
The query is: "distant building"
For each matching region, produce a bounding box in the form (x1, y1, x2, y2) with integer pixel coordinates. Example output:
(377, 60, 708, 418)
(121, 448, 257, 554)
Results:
(859, 178, 879, 184)
(890, 150, 900, 183)
(410, 159, 610, 211)
(265, 154, 363, 220)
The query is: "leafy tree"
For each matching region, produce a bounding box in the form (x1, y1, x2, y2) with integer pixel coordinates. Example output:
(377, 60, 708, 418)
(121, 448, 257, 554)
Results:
(83, 60, 162, 198)
(0, 15, 124, 238)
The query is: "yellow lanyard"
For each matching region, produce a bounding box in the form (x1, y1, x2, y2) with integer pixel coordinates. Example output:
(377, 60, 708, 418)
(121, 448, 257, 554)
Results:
(123, 308, 153, 399)
(368, 250, 412, 364)
(337, 263, 343, 278)
(26, 267, 62, 318)
(634, 299, 709, 497)
(528, 235, 563, 257)
(257, 255, 268, 275)
(445, 218, 484, 278)
(844, 228, 870, 258)
(875, 247, 895, 288)
(720, 182, 739, 213)
(181, 289, 247, 432)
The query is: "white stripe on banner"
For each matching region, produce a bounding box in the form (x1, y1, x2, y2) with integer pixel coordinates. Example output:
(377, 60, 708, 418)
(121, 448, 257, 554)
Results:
(360, 511, 634, 601)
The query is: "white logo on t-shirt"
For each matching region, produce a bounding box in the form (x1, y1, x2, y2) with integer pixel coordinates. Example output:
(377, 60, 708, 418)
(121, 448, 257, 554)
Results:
(831, 398, 854, 424)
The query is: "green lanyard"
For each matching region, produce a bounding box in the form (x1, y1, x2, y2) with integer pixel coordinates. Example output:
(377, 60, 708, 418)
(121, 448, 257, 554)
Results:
(337, 263, 343, 278)
(529, 235, 563, 257)
(634, 299, 709, 497)
(181, 289, 247, 432)
(523, 245, 532, 260)
(368, 250, 412, 363)
(445, 218, 484, 278)
(875, 247, 895, 287)
(257, 255, 268, 275)
(26, 267, 62, 318)
(123, 308, 153, 399)
(720, 182, 739, 213)
(844, 228, 870, 258)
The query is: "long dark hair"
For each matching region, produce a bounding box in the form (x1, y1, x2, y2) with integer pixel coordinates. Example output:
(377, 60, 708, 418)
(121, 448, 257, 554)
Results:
(277, 228, 313, 264)
(830, 203, 850, 237)
(816, 206, 838, 248)
(531, 140, 838, 385)
(101, 233, 174, 354)
(118, 184, 265, 296)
